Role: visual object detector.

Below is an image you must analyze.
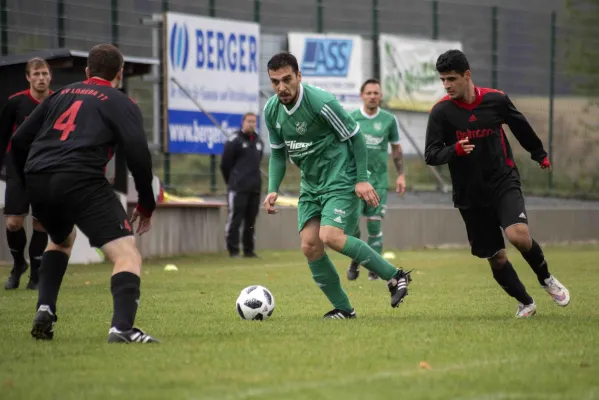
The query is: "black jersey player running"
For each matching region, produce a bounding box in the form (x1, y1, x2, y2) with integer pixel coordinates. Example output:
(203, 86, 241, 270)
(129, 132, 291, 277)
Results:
(0, 58, 52, 290)
(11, 44, 159, 343)
(425, 50, 570, 318)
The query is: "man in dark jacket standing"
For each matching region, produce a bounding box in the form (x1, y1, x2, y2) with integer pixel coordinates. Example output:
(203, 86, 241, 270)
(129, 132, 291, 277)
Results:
(220, 112, 263, 258)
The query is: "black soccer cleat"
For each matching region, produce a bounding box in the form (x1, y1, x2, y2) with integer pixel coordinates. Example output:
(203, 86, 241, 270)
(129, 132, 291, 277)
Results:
(323, 308, 356, 319)
(387, 269, 412, 308)
(31, 305, 57, 340)
(368, 271, 379, 281)
(107, 327, 160, 344)
(26, 279, 39, 290)
(347, 261, 360, 281)
(5, 262, 28, 290)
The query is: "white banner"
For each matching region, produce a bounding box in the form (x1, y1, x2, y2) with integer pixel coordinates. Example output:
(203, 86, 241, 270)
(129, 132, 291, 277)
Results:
(165, 12, 260, 154)
(379, 34, 462, 112)
(287, 32, 363, 110)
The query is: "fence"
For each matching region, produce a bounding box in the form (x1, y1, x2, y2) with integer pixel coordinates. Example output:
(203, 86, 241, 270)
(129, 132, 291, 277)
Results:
(1, 0, 598, 198)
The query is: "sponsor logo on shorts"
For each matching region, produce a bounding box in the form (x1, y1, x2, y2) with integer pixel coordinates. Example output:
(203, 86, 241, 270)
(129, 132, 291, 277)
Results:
(334, 208, 346, 216)
(333, 216, 342, 224)
(519, 212, 526, 219)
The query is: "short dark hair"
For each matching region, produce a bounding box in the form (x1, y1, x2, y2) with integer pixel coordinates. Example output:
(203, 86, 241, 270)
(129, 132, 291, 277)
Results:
(435, 49, 470, 75)
(242, 112, 256, 122)
(87, 44, 124, 81)
(267, 52, 299, 73)
(360, 78, 381, 93)
(26, 58, 50, 76)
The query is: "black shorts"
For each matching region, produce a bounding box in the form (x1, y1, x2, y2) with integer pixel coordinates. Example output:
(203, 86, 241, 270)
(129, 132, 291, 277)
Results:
(3, 159, 34, 217)
(459, 187, 528, 259)
(4, 174, 32, 216)
(26, 172, 133, 248)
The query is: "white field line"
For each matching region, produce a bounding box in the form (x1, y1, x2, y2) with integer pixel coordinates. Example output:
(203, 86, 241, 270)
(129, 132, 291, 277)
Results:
(193, 351, 588, 400)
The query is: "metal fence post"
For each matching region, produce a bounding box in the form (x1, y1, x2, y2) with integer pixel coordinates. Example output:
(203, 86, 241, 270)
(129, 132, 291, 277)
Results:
(162, 0, 171, 189)
(209, 0, 217, 192)
(548, 11, 556, 191)
(317, 0, 323, 33)
(57, 0, 65, 47)
(254, 0, 261, 23)
(0, 0, 7, 55)
(111, 0, 119, 46)
(432, 1, 439, 40)
(372, 0, 379, 79)
(491, 6, 498, 89)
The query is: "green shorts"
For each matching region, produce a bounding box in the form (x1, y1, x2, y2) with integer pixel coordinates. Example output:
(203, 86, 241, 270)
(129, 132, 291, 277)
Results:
(298, 189, 360, 234)
(359, 187, 388, 219)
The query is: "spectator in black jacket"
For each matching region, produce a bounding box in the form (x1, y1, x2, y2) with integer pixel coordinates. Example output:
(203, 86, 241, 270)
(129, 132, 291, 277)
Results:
(220, 112, 264, 258)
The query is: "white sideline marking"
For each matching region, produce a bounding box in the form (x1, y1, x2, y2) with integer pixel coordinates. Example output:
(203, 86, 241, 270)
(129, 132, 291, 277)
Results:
(193, 351, 587, 400)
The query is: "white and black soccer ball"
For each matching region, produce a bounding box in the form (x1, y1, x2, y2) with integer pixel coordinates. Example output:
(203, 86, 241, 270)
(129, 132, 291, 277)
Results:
(236, 285, 275, 320)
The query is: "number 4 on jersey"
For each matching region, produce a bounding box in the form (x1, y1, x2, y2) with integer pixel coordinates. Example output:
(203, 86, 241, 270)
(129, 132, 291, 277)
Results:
(54, 100, 83, 140)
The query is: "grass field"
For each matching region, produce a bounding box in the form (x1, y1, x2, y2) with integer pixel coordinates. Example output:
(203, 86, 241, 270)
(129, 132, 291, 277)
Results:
(1, 246, 598, 400)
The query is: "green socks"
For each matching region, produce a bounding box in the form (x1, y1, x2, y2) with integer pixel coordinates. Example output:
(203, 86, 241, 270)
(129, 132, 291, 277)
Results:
(366, 219, 382, 255)
(308, 253, 353, 313)
(341, 236, 397, 280)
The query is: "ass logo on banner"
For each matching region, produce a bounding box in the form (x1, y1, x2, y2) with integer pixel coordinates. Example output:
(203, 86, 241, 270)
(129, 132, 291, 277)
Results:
(301, 38, 352, 77)
(170, 22, 190, 71)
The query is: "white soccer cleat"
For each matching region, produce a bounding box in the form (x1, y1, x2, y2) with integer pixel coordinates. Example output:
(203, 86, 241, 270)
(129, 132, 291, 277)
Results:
(516, 302, 537, 318)
(542, 275, 570, 307)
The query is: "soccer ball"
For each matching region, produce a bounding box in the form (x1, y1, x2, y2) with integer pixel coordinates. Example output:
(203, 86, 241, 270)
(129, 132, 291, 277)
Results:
(236, 285, 275, 320)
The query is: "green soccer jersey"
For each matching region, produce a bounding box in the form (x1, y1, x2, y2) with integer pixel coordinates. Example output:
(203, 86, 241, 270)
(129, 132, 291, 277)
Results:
(265, 84, 360, 194)
(350, 107, 401, 189)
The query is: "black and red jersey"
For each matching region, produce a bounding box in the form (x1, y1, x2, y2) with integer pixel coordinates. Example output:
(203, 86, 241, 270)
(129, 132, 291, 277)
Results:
(424, 87, 547, 209)
(10, 77, 156, 217)
(0, 89, 49, 167)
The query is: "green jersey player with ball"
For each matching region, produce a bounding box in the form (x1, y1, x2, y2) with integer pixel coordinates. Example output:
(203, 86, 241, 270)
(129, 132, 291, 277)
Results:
(262, 52, 412, 319)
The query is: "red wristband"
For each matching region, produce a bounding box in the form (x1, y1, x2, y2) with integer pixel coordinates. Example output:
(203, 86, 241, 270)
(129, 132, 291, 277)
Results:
(455, 142, 467, 157)
(540, 156, 551, 168)
(136, 204, 152, 218)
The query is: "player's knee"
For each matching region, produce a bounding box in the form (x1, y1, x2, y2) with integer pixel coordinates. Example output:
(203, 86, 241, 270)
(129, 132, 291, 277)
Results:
(47, 228, 76, 255)
(5, 216, 25, 231)
(488, 249, 508, 269)
(301, 238, 323, 260)
(505, 224, 532, 251)
(319, 226, 345, 251)
(32, 218, 45, 232)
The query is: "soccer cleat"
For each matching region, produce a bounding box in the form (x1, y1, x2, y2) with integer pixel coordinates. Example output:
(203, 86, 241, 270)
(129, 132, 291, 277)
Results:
(347, 261, 360, 281)
(387, 269, 412, 308)
(26, 279, 38, 290)
(516, 301, 537, 318)
(323, 308, 356, 319)
(243, 252, 259, 259)
(368, 271, 379, 281)
(542, 275, 570, 307)
(31, 305, 57, 340)
(4, 262, 28, 290)
(107, 327, 160, 344)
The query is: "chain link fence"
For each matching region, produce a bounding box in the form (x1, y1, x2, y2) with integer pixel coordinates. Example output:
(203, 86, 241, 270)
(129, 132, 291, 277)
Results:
(1, 0, 597, 198)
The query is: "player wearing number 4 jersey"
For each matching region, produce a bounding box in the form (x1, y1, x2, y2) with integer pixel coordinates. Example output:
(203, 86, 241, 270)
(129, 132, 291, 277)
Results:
(263, 52, 412, 319)
(425, 50, 570, 318)
(11, 44, 159, 343)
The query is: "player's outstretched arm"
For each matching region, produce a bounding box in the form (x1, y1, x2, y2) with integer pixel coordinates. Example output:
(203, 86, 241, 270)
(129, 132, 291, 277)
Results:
(111, 100, 156, 219)
(503, 95, 550, 168)
(10, 100, 48, 186)
(0, 99, 17, 168)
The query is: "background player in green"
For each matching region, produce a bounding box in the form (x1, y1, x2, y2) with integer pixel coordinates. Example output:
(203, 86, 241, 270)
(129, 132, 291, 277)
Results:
(347, 78, 406, 281)
(262, 52, 412, 319)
